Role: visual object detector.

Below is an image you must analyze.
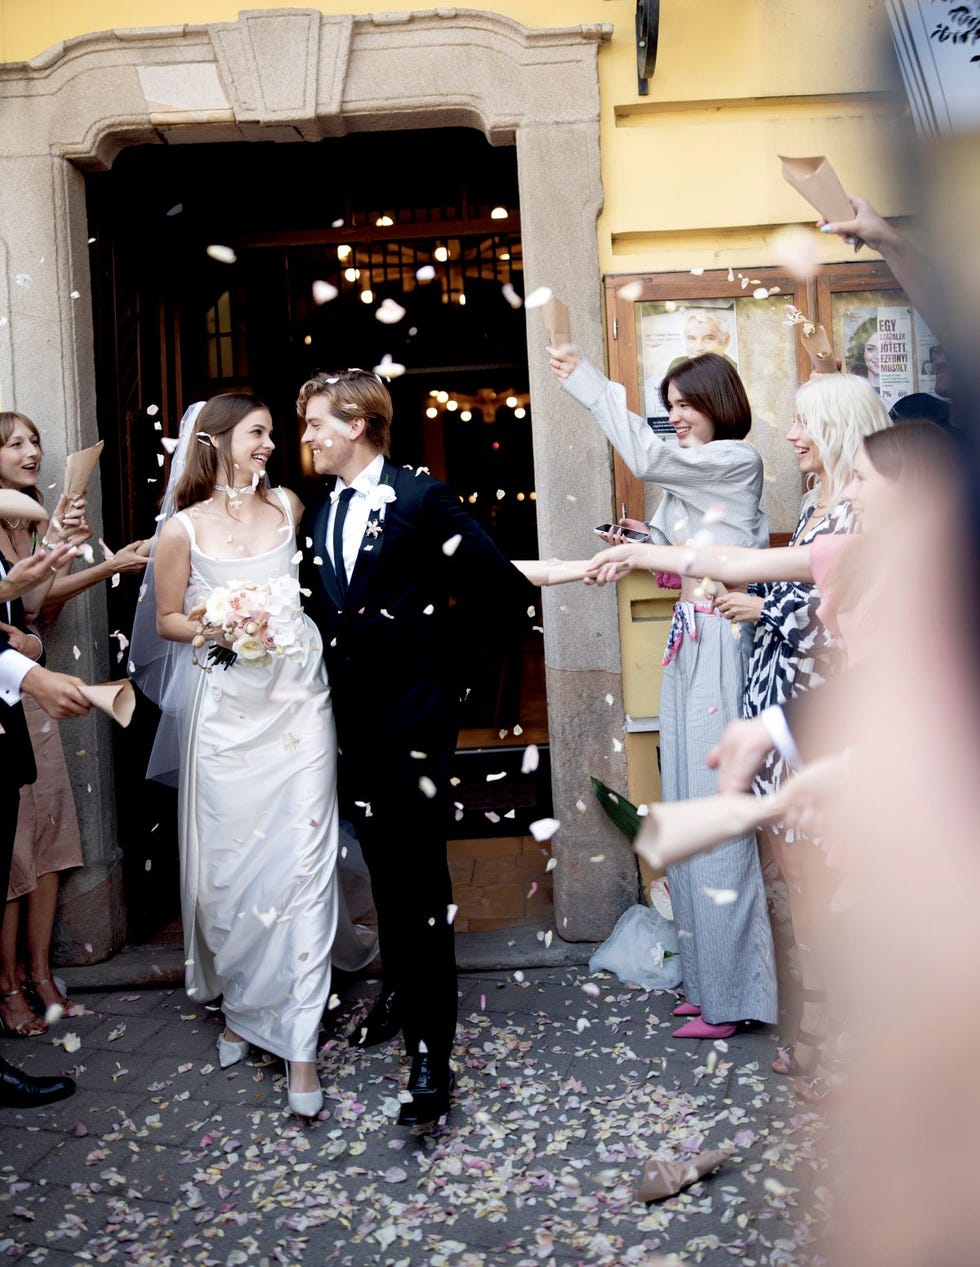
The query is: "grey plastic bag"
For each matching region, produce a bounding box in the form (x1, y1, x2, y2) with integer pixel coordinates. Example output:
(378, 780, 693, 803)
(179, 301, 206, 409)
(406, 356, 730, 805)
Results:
(588, 903, 683, 990)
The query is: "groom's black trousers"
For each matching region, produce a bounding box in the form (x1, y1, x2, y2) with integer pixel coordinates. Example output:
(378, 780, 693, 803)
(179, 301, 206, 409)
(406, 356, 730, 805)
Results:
(337, 721, 458, 1065)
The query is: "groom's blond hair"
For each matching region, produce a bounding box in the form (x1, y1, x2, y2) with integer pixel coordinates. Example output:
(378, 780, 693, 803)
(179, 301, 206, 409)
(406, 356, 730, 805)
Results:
(296, 369, 392, 455)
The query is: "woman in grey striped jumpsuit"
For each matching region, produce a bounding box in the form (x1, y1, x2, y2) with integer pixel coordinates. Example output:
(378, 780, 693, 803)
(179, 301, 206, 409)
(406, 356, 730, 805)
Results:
(550, 347, 777, 1036)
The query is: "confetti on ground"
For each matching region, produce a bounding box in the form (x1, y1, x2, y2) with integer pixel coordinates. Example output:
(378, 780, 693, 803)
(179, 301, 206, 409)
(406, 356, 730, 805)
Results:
(3, 968, 823, 1265)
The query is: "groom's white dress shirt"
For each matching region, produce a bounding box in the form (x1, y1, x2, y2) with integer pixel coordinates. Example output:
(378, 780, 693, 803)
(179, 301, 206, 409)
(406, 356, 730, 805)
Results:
(325, 452, 386, 583)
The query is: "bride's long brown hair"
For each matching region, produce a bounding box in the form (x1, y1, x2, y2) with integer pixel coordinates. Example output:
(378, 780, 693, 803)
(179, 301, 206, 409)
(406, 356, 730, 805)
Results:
(172, 393, 281, 515)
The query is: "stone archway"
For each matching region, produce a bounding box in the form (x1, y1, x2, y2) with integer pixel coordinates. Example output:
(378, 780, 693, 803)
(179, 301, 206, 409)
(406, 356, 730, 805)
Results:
(0, 8, 635, 955)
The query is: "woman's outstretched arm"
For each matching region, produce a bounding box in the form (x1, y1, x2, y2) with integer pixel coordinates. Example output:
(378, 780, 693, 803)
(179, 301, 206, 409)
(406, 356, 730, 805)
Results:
(585, 541, 815, 587)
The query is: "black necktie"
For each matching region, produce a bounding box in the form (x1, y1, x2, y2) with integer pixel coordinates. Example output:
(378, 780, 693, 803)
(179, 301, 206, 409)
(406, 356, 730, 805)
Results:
(332, 487, 356, 604)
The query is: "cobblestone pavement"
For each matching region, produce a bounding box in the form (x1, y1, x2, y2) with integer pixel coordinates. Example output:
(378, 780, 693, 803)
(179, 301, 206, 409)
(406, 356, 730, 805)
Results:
(0, 967, 826, 1266)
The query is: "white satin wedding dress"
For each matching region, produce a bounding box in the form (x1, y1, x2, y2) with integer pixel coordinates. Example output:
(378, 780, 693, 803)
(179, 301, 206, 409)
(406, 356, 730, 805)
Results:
(173, 489, 371, 1063)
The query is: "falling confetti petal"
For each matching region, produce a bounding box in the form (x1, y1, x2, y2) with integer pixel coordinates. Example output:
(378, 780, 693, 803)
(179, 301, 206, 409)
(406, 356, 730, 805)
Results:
(419, 776, 437, 798)
(373, 353, 405, 379)
(524, 285, 553, 309)
(206, 244, 237, 264)
(545, 857, 557, 872)
(446, 903, 459, 924)
(375, 298, 406, 324)
(501, 282, 523, 309)
(416, 265, 436, 281)
(521, 744, 539, 774)
(701, 886, 738, 906)
(442, 534, 461, 557)
(312, 279, 338, 304)
(530, 817, 560, 842)
(616, 280, 644, 301)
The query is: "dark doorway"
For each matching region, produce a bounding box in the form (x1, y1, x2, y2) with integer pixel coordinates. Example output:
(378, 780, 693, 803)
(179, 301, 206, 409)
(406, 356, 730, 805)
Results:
(87, 130, 549, 941)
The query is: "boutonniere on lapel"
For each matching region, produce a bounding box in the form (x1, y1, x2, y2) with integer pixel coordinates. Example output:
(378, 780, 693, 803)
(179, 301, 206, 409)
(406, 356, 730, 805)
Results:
(361, 483, 396, 549)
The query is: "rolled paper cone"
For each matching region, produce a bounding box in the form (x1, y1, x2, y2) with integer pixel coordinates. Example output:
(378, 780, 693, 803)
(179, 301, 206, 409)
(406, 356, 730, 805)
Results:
(512, 559, 591, 586)
(541, 296, 572, 349)
(636, 1147, 734, 1203)
(78, 680, 135, 727)
(0, 489, 49, 523)
(778, 154, 854, 224)
(64, 440, 104, 500)
(801, 321, 839, 374)
(634, 794, 778, 870)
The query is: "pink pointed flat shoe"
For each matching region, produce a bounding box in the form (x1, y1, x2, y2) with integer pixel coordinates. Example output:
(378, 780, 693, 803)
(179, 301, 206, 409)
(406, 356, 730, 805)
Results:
(671, 1001, 702, 1017)
(672, 1017, 737, 1040)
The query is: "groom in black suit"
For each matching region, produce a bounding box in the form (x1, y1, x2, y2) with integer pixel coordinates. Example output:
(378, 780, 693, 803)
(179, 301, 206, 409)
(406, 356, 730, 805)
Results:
(298, 369, 531, 1124)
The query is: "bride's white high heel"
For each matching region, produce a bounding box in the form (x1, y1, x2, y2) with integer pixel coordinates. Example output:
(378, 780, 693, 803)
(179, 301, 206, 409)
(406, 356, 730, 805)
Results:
(217, 1032, 250, 1069)
(286, 1063, 323, 1118)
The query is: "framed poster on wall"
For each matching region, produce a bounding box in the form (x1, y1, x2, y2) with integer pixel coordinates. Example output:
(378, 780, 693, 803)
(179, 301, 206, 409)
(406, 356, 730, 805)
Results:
(603, 267, 810, 539)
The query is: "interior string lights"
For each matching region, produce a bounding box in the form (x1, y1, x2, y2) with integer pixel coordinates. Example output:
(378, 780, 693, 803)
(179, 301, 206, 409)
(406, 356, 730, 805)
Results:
(324, 230, 521, 308)
(425, 387, 531, 424)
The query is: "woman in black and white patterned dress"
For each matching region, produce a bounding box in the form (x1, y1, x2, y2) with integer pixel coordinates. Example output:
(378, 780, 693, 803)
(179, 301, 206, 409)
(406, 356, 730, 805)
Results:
(715, 372, 891, 1080)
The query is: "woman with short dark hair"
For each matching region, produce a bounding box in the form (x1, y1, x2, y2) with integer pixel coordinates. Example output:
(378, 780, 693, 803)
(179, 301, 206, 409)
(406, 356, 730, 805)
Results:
(549, 344, 777, 1039)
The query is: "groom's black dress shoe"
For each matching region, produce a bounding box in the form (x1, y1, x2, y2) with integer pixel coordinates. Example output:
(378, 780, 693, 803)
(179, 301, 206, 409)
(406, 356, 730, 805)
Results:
(396, 1053, 455, 1126)
(0, 1057, 75, 1109)
(348, 988, 401, 1048)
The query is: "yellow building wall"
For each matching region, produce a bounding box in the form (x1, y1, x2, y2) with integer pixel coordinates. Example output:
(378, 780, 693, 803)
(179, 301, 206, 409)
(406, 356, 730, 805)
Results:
(1, 1, 907, 279)
(1, 1, 906, 821)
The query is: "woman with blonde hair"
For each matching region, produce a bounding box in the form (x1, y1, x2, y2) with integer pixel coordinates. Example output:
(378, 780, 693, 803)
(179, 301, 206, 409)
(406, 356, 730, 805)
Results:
(710, 371, 890, 1080)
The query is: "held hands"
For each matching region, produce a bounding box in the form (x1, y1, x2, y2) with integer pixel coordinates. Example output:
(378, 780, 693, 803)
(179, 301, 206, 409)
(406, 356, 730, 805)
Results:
(584, 542, 657, 586)
(50, 493, 92, 549)
(547, 344, 581, 383)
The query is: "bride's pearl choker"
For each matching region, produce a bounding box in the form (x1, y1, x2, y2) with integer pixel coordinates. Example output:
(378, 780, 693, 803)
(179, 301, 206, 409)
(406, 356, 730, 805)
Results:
(213, 484, 254, 497)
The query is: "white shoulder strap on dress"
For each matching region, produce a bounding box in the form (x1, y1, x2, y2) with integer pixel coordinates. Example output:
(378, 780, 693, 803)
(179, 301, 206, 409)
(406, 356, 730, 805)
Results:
(273, 486, 295, 530)
(173, 510, 198, 549)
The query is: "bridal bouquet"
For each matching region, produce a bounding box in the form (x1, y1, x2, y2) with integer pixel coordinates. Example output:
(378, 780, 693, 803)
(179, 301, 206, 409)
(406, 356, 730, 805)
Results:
(191, 575, 305, 671)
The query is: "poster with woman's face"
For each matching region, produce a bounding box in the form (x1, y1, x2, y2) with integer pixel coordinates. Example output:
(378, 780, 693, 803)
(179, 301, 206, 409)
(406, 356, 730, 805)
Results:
(639, 302, 740, 429)
(842, 303, 935, 411)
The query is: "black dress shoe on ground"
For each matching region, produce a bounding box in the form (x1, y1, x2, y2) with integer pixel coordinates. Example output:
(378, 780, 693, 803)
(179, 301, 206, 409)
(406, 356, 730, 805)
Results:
(396, 1053, 455, 1126)
(0, 1057, 75, 1109)
(348, 988, 401, 1048)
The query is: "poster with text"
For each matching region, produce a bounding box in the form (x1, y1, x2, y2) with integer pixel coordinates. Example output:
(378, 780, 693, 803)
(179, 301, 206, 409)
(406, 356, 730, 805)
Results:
(875, 306, 914, 410)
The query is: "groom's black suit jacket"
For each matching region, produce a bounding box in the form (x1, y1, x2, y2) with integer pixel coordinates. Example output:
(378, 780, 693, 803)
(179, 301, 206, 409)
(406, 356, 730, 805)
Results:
(300, 458, 531, 755)
(300, 459, 532, 1060)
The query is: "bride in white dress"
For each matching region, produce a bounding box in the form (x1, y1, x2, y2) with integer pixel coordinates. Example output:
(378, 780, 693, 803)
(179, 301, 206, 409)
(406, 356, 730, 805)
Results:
(146, 393, 347, 1117)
